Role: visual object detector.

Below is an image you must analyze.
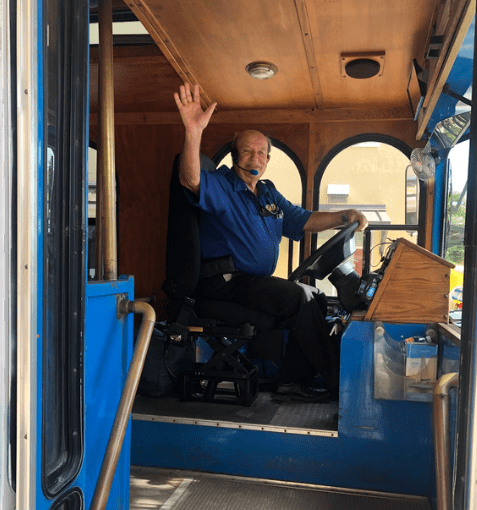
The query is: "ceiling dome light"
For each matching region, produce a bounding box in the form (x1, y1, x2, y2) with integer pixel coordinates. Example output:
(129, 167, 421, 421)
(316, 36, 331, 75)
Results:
(245, 61, 278, 80)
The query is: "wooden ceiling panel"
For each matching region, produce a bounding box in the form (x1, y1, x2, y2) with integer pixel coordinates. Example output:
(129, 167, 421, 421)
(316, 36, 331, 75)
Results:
(127, 0, 317, 109)
(124, 0, 439, 114)
(305, 0, 437, 108)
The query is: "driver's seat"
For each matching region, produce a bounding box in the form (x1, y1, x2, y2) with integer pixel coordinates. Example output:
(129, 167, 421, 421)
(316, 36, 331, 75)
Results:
(162, 154, 284, 405)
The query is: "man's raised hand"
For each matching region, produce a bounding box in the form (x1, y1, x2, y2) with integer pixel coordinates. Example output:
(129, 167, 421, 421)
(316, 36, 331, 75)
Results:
(174, 82, 217, 134)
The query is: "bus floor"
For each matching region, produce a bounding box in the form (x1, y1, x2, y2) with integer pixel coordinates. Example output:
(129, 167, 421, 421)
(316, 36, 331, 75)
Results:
(129, 466, 433, 510)
(132, 387, 339, 435)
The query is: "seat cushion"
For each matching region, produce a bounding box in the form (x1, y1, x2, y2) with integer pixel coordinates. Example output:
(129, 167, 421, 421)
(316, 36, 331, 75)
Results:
(195, 299, 278, 332)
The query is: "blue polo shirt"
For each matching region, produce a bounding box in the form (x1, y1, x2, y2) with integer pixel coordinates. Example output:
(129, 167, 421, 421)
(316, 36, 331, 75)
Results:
(186, 165, 312, 276)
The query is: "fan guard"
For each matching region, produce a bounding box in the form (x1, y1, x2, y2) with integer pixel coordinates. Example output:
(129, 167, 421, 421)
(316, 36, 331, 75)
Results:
(410, 146, 436, 181)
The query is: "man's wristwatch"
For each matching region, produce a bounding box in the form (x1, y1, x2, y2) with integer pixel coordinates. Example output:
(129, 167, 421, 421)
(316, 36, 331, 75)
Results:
(342, 213, 348, 226)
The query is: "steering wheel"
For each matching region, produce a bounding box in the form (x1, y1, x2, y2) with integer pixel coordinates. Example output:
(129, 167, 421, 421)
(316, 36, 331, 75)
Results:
(288, 221, 360, 283)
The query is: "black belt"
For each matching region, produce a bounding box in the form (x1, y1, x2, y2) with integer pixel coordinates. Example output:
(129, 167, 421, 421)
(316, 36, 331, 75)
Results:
(201, 255, 236, 278)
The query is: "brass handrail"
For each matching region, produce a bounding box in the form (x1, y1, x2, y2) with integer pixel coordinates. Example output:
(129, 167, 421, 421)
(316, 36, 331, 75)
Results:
(90, 300, 156, 510)
(97, 0, 117, 280)
(434, 372, 459, 510)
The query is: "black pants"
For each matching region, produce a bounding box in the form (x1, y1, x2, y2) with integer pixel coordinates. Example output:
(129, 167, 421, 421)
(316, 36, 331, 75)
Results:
(197, 273, 339, 388)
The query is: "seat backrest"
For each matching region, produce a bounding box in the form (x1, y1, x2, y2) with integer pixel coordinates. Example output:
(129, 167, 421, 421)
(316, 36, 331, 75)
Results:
(165, 153, 217, 300)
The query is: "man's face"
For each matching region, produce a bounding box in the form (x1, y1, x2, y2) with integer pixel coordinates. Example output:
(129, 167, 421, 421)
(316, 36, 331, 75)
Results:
(234, 130, 270, 181)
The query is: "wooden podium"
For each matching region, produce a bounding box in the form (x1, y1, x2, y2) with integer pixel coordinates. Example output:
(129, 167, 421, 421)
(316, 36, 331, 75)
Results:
(363, 238, 454, 324)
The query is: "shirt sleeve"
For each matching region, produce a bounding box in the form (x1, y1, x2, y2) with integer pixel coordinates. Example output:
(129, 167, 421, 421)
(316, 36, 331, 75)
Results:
(182, 167, 229, 215)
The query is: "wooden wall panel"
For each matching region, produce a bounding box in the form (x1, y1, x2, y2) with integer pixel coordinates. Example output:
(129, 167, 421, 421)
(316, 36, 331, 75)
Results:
(200, 123, 310, 169)
(313, 119, 419, 169)
(109, 121, 311, 317)
(114, 124, 183, 318)
(199, 118, 420, 193)
(94, 115, 420, 319)
(364, 238, 454, 323)
(89, 44, 184, 114)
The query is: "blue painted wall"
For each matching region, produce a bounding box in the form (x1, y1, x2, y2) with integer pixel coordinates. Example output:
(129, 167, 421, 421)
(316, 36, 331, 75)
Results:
(83, 278, 134, 510)
(132, 320, 436, 497)
(34, 277, 134, 509)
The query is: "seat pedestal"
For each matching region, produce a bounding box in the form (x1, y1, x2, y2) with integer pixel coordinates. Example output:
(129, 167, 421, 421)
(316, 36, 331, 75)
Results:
(181, 364, 259, 406)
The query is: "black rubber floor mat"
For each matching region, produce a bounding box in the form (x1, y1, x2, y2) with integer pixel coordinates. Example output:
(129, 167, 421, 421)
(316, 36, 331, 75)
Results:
(269, 400, 337, 429)
(169, 477, 431, 510)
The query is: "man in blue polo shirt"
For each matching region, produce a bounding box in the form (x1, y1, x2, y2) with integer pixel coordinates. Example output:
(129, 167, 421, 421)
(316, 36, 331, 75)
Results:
(194, 154, 312, 277)
(174, 82, 367, 402)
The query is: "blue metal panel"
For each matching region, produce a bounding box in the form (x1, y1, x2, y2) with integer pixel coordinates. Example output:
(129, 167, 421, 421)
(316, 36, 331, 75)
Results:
(431, 156, 447, 254)
(132, 320, 436, 497)
(82, 278, 134, 510)
(427, 18, 474, 135)
(426, 18, 474, 253)
(35, 0, 45, 505)
(338, 321, 434, 494)
(33, 278, 134, 509)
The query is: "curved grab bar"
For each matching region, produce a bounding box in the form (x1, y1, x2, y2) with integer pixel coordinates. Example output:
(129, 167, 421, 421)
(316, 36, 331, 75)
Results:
(434, 372, 459, 510)
(90, 299, 156, 510)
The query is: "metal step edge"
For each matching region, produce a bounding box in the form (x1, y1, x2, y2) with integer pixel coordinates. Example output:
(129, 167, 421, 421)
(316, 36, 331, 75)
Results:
(132, 412, 338, 437)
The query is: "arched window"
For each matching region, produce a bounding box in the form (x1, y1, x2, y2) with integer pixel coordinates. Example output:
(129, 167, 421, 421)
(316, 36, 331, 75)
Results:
(313, 135, 414, 295)
(214, 139, 306, 278)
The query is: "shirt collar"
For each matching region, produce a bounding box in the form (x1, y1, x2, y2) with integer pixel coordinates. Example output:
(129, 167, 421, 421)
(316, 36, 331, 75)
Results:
(224, 166, 270, 198)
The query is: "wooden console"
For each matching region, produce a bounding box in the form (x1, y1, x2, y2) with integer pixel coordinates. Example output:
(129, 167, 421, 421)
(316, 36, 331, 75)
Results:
(364, 238, 454, 324)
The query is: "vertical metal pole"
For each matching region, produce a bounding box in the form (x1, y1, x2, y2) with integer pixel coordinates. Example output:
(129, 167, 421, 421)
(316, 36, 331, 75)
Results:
(98, 0, 117, 280)
(16, 0, 38, 507)
(363, 229, 371, 275)
(434, 373, 459, 510)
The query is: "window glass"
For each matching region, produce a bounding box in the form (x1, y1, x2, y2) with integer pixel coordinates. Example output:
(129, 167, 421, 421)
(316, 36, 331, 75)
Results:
(42, 0, 86, 497)
(445, 140, 468, 311)
(49, 487, 84, 510)
(317, 141, 412, 295)
(405, 167, 419, 225)
(88, 147, 97, 280)
(88, 147, 97, 220)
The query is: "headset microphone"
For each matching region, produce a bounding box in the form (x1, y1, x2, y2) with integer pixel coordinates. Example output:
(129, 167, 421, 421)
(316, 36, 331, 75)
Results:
(235, 163, 259, 176)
